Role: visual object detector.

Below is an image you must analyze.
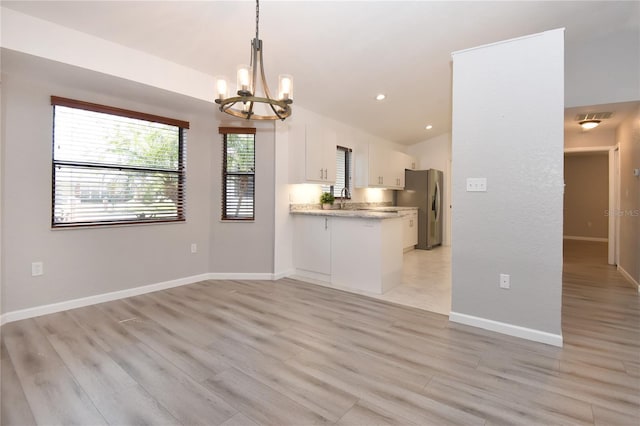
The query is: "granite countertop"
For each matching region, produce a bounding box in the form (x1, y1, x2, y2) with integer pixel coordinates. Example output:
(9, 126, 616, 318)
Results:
(290, 206, 418, 219)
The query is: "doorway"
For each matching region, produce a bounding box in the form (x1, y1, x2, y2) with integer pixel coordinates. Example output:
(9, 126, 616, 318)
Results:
(564, 147, 619, 265)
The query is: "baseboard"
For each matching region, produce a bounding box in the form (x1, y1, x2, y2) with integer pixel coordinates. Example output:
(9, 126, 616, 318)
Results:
(449, 311, 563, 347)
(563, 236, 608, 242)
(0, 273, 211, 326)
(617, 265, 640, 291)
(207, 272, 275, 280)
(272, 269, 296, 280)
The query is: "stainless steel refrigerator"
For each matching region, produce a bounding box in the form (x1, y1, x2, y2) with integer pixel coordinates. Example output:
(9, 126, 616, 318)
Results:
(395, 169, 443, 249)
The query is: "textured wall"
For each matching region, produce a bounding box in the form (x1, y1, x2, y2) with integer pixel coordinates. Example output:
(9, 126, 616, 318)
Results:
(451, 30, 565, 337)
(616, 106, 640, 285)
(564, 154, 609, 239)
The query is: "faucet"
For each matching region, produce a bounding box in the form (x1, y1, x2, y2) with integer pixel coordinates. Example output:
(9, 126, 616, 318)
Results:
(340, 187, 351, 209)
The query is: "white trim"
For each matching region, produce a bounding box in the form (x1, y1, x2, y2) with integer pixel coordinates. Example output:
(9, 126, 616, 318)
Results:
(617, 266, 640, 291)
(451, 28, 565, 57)
(563, 236, 608, 242)
(0, 272, 288, 325)
(272, 269, 296, 280)
(0, 273, 210, 326)
(207, 272, 275, 281)
(449, 311, 563, 347)
(564, 146, 615, 154)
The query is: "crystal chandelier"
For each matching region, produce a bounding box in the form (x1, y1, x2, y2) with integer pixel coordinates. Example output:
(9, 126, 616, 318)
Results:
(215, 0, 293, 121)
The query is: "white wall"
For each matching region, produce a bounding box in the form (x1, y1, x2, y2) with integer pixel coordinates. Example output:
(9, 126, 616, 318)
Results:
(616, 106, 640, 287)
(407, 133, 452, 246)
(566, 28, 640, 108)
(450, 30, 565, 345)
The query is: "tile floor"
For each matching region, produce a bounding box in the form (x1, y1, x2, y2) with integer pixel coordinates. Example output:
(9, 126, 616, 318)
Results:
(373, 246, 451, 315)
(292, 246, 452, 315)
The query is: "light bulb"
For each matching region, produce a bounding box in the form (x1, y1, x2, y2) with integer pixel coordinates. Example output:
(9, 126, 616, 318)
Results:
(215, 77, 228, 100)
(279, 75, 293, 100)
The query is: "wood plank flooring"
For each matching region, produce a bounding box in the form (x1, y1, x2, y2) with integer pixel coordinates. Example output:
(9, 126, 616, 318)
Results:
(1, 240, 639, 425)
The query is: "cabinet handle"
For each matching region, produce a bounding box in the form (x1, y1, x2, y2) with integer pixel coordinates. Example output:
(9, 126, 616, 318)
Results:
(320, 168, 324, 179)
(325, 217, 328, 230)
(324, 168, 328, 180)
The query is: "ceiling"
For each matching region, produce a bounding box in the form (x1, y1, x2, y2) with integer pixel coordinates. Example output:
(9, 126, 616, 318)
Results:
(2, 1, 639, 145)
(565, 100, 640, 137)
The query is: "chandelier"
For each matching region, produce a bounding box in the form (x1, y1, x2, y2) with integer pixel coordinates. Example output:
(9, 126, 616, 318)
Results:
(215, 0, 293, 121)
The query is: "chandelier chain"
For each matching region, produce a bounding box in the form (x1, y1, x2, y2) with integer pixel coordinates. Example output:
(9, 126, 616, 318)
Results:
(255, 0, 260, 40)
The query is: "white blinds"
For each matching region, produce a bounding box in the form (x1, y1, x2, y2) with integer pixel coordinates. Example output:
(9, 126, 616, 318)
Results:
(322, 146, 352, 198)
(222, 133, 255, 220)
(52, 101, 187, 227)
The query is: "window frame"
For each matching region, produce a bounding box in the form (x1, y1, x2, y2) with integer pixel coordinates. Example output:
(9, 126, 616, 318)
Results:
(220, 127, 256, 221)
(51, 96, 189, 229)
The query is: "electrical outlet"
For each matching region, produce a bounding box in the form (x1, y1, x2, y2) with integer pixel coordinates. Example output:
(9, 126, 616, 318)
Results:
(32, 262, 44, 277)
(190, 243, 197, 254)
(499, 273, 510, 289)
(466, 177, 487, 192)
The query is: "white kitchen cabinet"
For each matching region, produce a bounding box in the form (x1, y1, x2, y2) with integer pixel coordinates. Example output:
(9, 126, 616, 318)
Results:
(355, 144, 415, 189)
(401, 209, 418, 250)
(292, 212, 403, 293)
(289, 122, 336, 184)
(292, 215, 331, 279)
(331, 216, 403, 294)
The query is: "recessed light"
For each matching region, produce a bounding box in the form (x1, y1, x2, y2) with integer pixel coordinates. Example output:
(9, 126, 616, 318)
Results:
(375, 94, 386, 101)
(425, 125, 433, 130)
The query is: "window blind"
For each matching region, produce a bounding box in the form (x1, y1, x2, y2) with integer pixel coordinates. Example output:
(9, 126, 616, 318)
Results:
(51, 98, 187, 227)
(221, 130, 256, 220)
(322, 146, 352, 198)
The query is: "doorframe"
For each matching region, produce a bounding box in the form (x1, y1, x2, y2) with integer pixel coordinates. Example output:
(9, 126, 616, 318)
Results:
(564, 145, 619, 265)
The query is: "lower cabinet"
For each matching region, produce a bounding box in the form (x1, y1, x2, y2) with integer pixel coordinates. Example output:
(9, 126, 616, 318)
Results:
(292, 215, 331, 278)
(401, 209, 419, 250)
(292, 214, 403, 294)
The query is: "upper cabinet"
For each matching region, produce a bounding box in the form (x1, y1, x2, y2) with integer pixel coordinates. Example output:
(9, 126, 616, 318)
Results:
(289, 122, 336, 184)
(355, 144, 415, 189)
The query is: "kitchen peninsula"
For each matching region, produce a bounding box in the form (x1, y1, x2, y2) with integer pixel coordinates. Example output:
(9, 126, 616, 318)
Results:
(290, 207, 416, 295)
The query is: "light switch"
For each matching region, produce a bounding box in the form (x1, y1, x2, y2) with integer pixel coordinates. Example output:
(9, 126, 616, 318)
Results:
(466, 178, 487, 192)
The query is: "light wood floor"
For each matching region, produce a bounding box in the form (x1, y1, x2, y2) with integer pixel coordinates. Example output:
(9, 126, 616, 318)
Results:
(2, 241, 638, 425)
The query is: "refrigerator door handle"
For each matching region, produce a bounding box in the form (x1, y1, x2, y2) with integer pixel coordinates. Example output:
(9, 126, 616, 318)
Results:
(434, 181, 441, 222)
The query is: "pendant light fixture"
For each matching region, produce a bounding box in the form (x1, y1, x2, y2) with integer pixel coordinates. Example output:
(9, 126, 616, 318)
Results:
(579, 120, 600, 130)
(215, 0, 293, 121)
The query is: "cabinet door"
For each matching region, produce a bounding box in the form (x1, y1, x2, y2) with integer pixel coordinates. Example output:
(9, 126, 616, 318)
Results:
(304, 125, 326, 182)
(293, 215, 331, 275)
(368, 144, 388, 186)
(402, 211, 418, 249)
(409, 211, 418, 247)
(323, 129, 337, 184)
(304, 125, 336, 184)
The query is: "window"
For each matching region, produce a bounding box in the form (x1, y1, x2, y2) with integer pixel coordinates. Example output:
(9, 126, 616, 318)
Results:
(51, 96, 188, 228)
(322, 146, 352, 198)
(220, 127, 256, 220)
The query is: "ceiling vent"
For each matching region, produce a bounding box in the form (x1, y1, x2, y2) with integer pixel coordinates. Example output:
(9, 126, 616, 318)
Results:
(575, 112, 613, 121)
